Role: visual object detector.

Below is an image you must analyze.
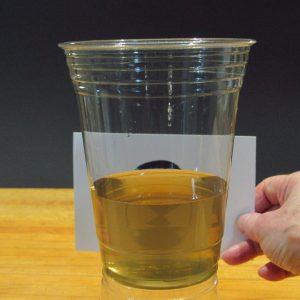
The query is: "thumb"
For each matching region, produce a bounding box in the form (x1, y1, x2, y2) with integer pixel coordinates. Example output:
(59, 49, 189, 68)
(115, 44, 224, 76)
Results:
(237, 212, 266, 243)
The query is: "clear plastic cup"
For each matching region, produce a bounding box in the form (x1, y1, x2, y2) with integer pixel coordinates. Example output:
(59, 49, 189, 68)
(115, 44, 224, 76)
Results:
(101, 271, 219, 299)
(59, 38, 255, 298)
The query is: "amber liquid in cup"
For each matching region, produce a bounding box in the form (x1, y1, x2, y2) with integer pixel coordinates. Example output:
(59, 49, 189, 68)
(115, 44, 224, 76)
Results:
(91, 169, 226, 289)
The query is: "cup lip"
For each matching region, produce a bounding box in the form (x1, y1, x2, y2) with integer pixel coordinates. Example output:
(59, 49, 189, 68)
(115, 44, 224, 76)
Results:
(58, 37, 256, 51)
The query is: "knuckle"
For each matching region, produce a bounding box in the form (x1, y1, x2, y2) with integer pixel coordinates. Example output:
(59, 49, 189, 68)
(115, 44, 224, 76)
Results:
(282, 225, 300, 275)
(284, 225, 300, 245)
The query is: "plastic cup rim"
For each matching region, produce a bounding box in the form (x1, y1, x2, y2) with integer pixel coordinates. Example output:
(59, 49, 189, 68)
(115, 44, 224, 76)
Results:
(58, 37, 256, 51)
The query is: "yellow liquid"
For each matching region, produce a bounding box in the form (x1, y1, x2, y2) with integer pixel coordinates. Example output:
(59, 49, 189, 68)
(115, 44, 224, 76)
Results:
(91, 169, 227, 289)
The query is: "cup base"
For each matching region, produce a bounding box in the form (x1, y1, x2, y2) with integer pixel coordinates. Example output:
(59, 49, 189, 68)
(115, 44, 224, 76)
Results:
(101, 271, 220, 300)
(103, 264, 217, 290)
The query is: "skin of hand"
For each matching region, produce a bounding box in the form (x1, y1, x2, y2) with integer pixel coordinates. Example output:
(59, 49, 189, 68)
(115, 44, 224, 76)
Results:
(222, 171, 300, 281)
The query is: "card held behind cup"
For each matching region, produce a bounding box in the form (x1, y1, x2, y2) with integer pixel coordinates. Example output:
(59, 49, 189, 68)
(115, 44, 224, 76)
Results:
(73, 133, 255, 253)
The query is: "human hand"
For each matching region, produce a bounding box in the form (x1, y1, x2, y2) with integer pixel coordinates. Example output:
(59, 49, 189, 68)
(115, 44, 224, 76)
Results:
(222, 171, 300, 281)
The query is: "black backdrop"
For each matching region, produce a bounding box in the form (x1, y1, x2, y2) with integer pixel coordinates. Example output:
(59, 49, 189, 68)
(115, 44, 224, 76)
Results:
(1, 0, 300, 187)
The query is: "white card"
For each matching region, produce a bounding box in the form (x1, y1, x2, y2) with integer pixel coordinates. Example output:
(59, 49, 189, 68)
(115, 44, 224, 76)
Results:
(73, 132, 256, 252)
(221, 136, 256, 252)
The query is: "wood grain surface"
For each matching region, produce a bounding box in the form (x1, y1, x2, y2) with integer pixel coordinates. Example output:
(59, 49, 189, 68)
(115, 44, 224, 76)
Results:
(0, 188, 299, 299)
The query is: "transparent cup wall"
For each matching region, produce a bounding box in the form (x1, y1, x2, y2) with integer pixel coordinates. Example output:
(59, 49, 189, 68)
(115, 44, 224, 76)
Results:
(60, 38, 255, 294)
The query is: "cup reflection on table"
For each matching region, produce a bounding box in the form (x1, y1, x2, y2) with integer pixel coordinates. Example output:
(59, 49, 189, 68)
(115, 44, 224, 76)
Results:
(59, 38, 255, 298)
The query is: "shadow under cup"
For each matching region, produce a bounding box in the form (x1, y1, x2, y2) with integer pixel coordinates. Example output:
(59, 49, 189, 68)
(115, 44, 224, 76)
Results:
(59, 38, 255, 293)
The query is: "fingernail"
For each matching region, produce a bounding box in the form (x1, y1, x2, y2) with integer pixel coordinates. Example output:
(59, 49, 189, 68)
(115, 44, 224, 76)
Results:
(221, 244, 239, 257)
(259, 265, 268, 274)
(238, 213, 251, 222)
(237, 213, 252, 230)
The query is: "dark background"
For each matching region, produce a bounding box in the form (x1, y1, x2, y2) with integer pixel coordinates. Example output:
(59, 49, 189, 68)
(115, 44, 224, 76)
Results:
(1, 0, 300, 187)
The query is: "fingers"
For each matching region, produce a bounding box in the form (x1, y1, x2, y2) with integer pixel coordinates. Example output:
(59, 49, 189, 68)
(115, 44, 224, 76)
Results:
(224, 172, 300, 281)
(255, 175, 288, 213)
(222, 212, 267, 265)
(237, 212, 265, 243)
(258, 262, 295, 281)
(223, 242, 295, 281)
(222, 239, 262, 265)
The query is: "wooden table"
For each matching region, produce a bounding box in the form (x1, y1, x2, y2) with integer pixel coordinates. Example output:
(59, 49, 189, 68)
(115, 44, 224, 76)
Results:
(0, 189, 299, 299)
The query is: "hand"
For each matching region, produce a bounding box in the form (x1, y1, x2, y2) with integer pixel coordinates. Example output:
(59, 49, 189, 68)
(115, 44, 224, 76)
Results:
(222, 171, 300, 281)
